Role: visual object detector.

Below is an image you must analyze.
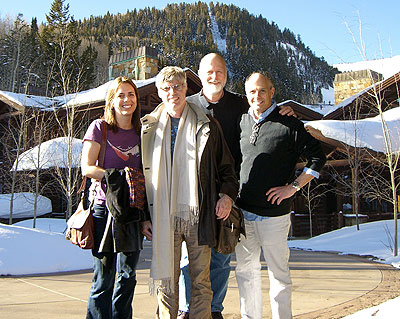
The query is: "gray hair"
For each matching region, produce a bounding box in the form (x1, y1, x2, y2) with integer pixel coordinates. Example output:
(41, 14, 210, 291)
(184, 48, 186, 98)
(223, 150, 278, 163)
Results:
(155, 66, 187, 89)
(245, 71, 274, 88)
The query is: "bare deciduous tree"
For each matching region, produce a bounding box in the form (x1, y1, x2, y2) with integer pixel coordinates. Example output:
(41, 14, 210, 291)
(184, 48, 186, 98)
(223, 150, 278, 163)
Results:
(3, 106, 27, 225)
(364, 76, 400, 256)
(299, 179, 330, 237)
(345, 13, 400, 256)
(26, 107, 56, 228)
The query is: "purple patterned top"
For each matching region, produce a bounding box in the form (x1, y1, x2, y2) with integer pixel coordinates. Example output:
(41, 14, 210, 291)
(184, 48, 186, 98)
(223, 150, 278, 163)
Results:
(83, 119, 141, 205)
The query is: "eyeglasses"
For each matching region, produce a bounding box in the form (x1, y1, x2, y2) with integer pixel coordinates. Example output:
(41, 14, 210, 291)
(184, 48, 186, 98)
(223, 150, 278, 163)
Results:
(159, 84, 185, 92)
(249, 123, 261, 145)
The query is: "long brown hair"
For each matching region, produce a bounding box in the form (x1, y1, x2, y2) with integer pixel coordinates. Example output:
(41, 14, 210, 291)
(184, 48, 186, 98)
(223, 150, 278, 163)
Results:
(104, 76, 141, 134)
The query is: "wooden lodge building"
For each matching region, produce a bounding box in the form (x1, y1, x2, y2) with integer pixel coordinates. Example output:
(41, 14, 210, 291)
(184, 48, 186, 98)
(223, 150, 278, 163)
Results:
(1, 47, 399, 237)
(279, 70, 400, 237)
(0, 55, 202, 220)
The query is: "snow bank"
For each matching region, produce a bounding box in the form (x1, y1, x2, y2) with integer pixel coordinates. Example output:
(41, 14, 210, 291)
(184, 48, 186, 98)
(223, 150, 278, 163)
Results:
(289, 219, 400, 269)
(0, 221, 92, 275)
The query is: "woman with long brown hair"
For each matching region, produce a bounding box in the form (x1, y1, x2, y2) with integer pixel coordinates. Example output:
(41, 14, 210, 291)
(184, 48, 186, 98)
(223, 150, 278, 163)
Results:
(81, 76, 145, 319)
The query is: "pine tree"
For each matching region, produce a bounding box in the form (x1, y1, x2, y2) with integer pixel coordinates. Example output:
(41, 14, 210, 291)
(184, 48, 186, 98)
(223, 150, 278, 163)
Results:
(79, 44, 98, 90)
(24, 18, 44, 94)
(0, 14, 36, 93)
(39, 0, 96, 95)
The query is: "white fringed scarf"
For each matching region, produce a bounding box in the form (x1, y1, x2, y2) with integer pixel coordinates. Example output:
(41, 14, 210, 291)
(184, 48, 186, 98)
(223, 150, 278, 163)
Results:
(149, 103, 199, 294)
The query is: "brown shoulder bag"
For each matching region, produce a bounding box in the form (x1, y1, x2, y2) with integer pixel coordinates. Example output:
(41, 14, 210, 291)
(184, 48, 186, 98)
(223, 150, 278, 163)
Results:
(66, 121, 107, 249)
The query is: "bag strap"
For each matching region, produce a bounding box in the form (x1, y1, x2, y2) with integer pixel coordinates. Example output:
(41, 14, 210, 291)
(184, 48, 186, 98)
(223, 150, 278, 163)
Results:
(98, 120, 107, 168)
(77, 120, 108, 195)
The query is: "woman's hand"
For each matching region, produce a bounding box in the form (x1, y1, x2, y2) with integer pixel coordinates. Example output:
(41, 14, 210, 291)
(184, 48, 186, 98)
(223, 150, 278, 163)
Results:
(141, 220, 153, 241)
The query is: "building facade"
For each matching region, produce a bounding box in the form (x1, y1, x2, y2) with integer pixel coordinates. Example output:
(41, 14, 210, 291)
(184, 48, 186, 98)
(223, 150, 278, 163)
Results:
(108, 46, 159, 81)
(334, 69, 383, 105)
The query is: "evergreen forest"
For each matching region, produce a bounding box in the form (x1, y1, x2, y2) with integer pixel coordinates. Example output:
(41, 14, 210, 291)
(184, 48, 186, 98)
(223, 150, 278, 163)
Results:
(0, 0, 338, 103)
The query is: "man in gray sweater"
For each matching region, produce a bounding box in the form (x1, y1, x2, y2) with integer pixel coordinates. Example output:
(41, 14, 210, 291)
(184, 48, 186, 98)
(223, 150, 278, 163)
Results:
(235, 72, 326, 319)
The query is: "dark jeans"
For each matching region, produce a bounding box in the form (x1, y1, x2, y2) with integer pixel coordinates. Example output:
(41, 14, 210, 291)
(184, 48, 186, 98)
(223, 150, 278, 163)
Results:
(86, 205, 141, 319)
(180, 248, 231, 313)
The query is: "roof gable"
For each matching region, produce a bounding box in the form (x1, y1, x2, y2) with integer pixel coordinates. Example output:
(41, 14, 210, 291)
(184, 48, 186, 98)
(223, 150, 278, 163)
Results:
(277, 100, 323, 121)
(324, 71, 400, 120)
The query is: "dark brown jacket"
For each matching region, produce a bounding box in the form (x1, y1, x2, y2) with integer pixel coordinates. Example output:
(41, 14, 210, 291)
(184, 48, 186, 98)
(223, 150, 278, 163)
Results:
(141, 101, 238, 247)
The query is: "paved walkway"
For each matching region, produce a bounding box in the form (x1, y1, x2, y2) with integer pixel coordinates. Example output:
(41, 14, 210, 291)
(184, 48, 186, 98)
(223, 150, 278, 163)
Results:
(0, 242, 398, 319)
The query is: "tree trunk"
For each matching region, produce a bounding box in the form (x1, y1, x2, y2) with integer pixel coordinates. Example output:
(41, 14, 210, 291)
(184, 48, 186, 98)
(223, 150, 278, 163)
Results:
(351, 166, 360, 230)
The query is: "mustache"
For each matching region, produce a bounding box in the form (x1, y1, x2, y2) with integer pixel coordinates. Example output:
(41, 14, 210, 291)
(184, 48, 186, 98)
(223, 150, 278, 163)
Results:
(208, 81, 222, 84)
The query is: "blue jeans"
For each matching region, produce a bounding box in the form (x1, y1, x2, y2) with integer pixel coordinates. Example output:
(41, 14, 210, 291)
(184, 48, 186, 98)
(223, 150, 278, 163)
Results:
(180, 247, 231, 313)
(87, 205, 140, 319)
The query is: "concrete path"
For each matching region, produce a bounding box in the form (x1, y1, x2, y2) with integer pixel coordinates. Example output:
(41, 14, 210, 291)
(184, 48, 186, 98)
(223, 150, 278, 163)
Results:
(0, 242, 398, 319)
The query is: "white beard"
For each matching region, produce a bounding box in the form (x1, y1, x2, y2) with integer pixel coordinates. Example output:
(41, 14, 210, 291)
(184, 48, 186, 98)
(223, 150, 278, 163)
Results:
(203, 83, 224, 97)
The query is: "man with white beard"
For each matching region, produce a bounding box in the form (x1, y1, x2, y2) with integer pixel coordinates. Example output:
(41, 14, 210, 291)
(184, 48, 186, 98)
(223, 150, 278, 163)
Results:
(178, 53, 294, 319)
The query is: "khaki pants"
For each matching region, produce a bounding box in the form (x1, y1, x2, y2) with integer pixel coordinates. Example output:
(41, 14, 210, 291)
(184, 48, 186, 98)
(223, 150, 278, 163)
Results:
(157, 222, 212, 319)
(235, 213, 292, 319)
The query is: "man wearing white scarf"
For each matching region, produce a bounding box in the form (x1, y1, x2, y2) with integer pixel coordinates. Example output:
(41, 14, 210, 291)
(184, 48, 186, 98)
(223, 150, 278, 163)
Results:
(141, 67, 238, 319)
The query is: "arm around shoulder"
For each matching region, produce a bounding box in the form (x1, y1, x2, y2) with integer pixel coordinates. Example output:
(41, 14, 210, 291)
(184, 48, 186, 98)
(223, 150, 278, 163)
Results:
(296, 122, 326, 173)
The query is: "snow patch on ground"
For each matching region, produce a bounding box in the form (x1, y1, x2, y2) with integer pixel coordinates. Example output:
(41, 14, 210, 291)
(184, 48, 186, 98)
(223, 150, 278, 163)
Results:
(321, 86, 335, 105)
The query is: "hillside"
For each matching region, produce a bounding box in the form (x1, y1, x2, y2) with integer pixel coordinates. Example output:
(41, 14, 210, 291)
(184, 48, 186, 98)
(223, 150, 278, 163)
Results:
(77, 2, 337, 103)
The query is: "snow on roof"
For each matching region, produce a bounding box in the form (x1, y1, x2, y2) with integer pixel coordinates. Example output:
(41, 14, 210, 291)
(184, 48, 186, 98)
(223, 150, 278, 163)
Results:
(305, 107, 400, 153)
(334, 55, 400, 79)
(0, 192, 52, 219)
(65, 69, 202, 108)
(309, 104, 340, 117)
(322, 72, 392, 117)
(0, 76, 158, 112)
(278, 99, 338, 117)
(1, 67, 202, 112)
(12, 137, 83, 171)
(135, 77, 157, 88)
(0, 90, 64, 110)
(64, 80, 112, 107)
(64, 77, 156, 107)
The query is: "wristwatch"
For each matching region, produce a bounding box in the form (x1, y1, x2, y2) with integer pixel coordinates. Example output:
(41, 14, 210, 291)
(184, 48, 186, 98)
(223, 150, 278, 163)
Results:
(291, 180, 301, 192)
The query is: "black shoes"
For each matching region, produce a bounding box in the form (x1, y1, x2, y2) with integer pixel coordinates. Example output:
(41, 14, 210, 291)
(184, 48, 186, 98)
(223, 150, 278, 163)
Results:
(177, 310, 222, 319)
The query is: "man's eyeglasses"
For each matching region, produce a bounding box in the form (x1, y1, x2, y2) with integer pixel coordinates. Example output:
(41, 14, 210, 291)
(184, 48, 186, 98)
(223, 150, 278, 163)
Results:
(159, 84, 185, 92)
(249, 123, 261, 145)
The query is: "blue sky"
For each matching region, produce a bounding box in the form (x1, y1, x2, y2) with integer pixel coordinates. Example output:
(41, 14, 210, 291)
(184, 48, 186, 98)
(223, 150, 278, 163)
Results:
(1, 0, 398, 65)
